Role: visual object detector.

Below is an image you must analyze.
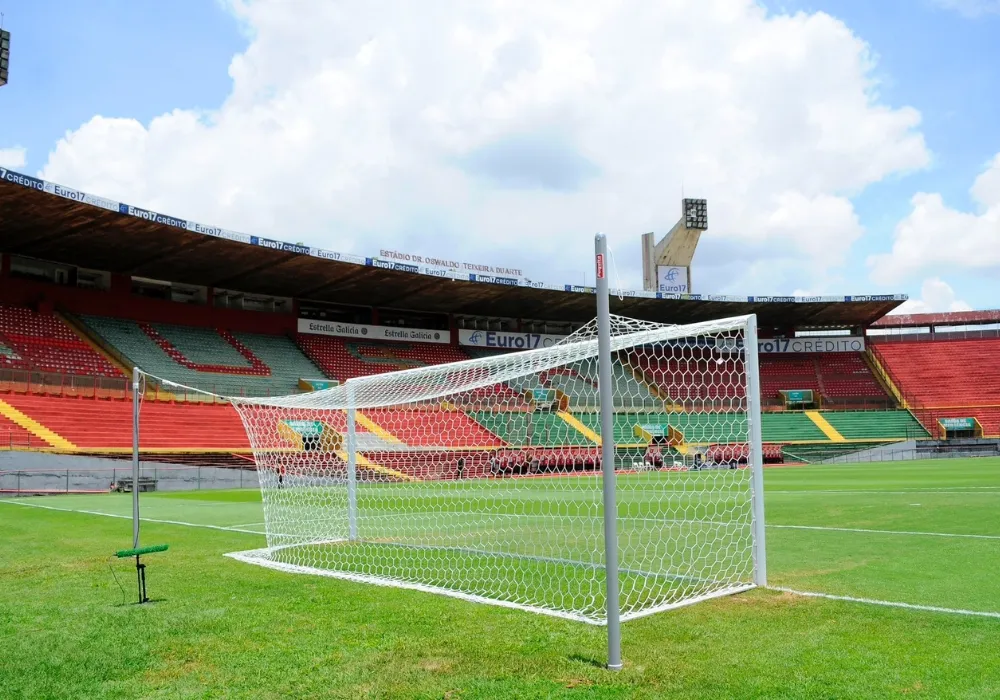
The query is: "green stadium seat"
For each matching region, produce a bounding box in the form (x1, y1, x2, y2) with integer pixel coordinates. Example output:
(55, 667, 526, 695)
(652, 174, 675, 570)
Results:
(80, 316, 325, 397)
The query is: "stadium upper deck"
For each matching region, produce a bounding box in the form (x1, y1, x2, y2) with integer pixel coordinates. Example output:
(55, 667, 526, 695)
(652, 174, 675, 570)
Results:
(0, 167, 905, 329)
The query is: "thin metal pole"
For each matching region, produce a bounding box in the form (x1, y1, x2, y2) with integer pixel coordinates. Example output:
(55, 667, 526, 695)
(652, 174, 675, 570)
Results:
(595, 233, 623, 671)
(346, 383, 359, 540)
(132, 367, 141, 549)
(744, 315, 767, 586)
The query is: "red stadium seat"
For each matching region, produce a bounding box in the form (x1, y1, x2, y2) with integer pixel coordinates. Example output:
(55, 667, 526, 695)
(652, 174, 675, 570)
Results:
(0, 306, 123, 378)
(874, 339, 1000, 435)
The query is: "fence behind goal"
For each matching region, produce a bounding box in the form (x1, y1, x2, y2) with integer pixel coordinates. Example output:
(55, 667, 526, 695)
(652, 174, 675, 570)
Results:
(222, 314, 764, 625)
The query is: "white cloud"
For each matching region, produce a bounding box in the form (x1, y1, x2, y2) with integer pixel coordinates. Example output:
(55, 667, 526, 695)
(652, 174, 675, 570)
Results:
(0, 147, 26, 169)
(868, 153, 1000, 285)
(932, 0, 1000, 17)
(890, 277, 972, 315)
(38, 0, 929, 292)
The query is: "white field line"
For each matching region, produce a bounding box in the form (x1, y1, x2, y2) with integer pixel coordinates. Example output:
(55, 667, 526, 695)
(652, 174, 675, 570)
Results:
(0, 499, 265, 536)
(8, 500, 999, 543)
(772, 587, 1000, 620)
(768, 488, 1000, 495)
(8, 498, 1000, 621)
(770, 524, 1000, 541)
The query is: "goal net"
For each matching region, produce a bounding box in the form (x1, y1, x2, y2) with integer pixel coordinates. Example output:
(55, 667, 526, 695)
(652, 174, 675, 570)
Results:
(225, 314, 765, 624)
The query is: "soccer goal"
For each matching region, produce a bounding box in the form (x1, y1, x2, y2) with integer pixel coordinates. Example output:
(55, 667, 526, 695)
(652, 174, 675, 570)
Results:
(221, 236, 766, 669)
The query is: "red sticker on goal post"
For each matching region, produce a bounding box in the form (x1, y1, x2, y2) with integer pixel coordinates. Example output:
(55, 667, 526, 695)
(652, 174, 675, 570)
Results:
(596, 254, 605, 279)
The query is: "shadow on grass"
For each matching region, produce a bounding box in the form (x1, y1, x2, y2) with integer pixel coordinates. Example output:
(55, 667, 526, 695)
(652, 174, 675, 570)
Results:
(568, 653, 607, 669)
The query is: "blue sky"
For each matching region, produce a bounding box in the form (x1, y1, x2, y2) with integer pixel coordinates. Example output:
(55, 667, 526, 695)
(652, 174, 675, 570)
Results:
(0, 0, 243, 167)
(781, 0, 1000, 307)
(0, 0, 998, 310)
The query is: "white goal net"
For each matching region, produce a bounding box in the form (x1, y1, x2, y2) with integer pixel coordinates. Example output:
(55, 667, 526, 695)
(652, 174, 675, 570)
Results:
(224, 314, 765, 625)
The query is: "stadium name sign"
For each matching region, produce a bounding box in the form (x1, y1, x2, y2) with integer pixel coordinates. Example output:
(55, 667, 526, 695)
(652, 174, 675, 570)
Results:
(378, 249, 524, 278)
(297, 319, 451, 345)
(719, 336, 866, 354)
(458, 329, 566, 350)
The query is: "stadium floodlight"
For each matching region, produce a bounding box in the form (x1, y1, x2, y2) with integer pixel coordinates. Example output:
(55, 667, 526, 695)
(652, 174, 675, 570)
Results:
(0, 29, 9, 88)
(684, 198, 708, 230)
(160, 242, 766, 669)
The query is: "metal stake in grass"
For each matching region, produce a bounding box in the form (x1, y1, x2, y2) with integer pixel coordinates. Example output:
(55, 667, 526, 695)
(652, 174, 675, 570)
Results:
(122, 367, 168, 604)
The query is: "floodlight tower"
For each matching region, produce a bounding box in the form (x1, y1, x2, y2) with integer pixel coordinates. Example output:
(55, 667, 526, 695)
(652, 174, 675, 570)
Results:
(0, 9, 9, 90)
(641, 198, 708, 293)
(0, 27, 9, 87)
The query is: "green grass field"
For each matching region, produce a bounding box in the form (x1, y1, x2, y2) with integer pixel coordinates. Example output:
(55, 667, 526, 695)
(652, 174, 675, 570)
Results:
(3, 458, 1000, 698)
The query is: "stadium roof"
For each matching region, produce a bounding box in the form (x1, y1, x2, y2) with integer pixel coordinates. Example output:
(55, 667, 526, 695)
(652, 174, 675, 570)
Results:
(871, 310, 1000, 328)
(0, 167, 906, 329)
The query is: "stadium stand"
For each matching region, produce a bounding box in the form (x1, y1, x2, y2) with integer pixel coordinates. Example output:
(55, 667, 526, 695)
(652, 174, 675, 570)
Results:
(365, 409, 504, 448)
(872, 339, 1000, 435)
(630, 350, 745, 404)
(472, 411, 591, 447)
(815, 353, 887, 403)
(755, 353, 888, 407)
(0, 412, 33, 448)
(758, 355, 820, 400)
(80, 316, 324, 396)
(819, 410, 928, 440)
(0, 305, 123, 378)
(761, 413, 828, 442)
(570, 410, 827, 444)
(0, 395, 250, 450)
(296, 336, 467, 382)
(538, 360, 660, 410)
(427, 347, 658, 410)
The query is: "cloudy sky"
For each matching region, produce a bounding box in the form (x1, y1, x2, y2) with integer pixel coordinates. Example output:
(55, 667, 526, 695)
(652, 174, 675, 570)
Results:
(1, 0, 998, 313)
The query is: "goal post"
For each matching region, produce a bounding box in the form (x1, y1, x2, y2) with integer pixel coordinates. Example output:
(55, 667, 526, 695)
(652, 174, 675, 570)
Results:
(595, 233, 623, 669)
(224, 275, 765, 667)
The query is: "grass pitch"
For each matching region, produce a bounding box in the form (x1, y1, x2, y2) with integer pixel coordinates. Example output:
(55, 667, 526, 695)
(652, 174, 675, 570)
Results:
(2, 458, 1000, 698)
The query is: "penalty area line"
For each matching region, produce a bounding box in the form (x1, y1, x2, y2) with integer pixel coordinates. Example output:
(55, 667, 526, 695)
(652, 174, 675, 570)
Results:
(0, 499, 266, 536)
(772, 587, 1000, 620)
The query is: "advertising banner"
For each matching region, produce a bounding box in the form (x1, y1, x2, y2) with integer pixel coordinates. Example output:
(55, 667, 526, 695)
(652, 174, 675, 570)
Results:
(656, 265, 689, 294)
(717, 336, 866, 354)
(458, 329, 566, 350)
(298, 318, 451, 344)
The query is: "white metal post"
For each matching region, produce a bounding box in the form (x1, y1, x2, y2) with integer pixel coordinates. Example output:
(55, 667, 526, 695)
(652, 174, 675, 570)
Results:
(744, 315, 767, 586)
(131, 366, 141, 549)
(595, 233, 623, 671)
(345, 382, 359, 541)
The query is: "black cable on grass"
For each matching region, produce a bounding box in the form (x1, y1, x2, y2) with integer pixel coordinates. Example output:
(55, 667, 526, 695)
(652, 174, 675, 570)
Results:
(108, 556, 127, 606)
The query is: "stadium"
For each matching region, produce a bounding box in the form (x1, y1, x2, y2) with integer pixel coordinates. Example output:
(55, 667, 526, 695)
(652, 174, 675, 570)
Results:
(3, 161, 1000, 695)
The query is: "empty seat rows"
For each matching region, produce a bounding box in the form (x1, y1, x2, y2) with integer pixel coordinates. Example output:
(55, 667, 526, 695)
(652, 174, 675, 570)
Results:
(296, 336, 530, 406)
(0, 305, 122, 378)
(297, 335, 468, 382)
(821, 410, 929, 439)
(81, 316, 325, 396)
(2, 394, 250, 449)
(875, 339, 1000, 435)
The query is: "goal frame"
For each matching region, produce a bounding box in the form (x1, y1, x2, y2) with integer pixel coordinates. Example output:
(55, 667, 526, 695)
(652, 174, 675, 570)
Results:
(136, 234, 767, 671)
